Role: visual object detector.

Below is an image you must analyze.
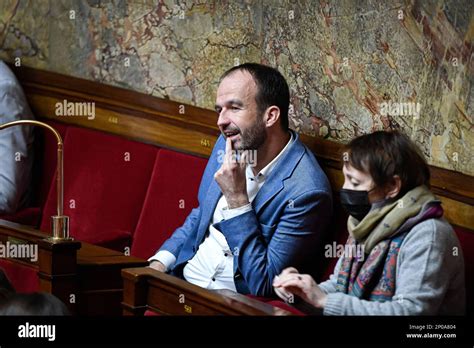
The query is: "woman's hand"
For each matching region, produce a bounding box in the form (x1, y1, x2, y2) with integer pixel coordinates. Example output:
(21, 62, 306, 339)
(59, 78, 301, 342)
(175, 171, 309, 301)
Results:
(273, 267, 327, 309)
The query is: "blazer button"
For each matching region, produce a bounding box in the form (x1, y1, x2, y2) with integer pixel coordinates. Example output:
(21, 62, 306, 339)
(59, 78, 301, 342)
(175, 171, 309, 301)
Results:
(192, 246, 196, 252)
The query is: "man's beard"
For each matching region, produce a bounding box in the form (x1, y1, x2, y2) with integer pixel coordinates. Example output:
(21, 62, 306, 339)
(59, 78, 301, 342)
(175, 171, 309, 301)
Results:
(234, 115, 267, 151)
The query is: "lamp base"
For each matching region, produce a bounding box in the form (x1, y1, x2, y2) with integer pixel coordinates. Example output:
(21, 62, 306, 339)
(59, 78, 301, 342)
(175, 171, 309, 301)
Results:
(50, 215, 72, 241)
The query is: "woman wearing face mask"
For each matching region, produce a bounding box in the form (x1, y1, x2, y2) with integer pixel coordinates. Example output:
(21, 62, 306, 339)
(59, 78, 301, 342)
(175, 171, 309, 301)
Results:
(273, 130, 465, 315)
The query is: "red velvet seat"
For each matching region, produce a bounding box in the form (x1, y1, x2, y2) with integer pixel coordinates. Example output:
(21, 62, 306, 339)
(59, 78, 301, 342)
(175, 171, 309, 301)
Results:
(39, 126, 157, 251)
(144, 309, 160, 316)
(454, 225, 474, 315)
(131, 149, 207, 259)
(0, 259, 39, 293)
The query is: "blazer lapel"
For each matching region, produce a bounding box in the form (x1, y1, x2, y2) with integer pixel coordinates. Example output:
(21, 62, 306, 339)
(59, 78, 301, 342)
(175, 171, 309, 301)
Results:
(253, 132, 306, 214)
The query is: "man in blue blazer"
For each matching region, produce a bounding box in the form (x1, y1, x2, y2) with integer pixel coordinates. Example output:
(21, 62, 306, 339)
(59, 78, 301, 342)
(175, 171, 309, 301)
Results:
(149, 63, 332, 297)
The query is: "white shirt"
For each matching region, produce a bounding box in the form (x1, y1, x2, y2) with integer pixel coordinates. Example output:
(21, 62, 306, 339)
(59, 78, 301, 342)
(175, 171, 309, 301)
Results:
(149, 132, 293, 291)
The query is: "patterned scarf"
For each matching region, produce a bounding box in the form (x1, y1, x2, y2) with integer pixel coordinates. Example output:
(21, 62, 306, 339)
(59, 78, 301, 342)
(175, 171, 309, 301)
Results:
(335, 186, 443, 301)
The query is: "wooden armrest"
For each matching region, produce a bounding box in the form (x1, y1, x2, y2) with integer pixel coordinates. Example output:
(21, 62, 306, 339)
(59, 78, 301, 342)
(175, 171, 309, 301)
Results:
(122, 267, 293, 316)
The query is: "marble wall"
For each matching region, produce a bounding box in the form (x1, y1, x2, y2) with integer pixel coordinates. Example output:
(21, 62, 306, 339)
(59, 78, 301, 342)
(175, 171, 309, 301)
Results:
(0, 0, 472, 175)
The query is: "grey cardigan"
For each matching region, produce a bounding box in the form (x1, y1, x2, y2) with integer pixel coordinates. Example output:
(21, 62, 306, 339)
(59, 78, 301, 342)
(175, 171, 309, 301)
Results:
(319, 217, 465, 315)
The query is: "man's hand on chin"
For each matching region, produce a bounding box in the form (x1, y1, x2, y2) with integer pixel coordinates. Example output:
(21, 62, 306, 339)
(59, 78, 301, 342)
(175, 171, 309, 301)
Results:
(149, 260, 166, 272)
(214, 137, 249, 209)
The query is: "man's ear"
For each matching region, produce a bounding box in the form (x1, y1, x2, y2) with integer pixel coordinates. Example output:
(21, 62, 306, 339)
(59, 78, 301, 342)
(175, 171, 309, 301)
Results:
(385, 175, 401, 199)
(264, 105, 280, 128)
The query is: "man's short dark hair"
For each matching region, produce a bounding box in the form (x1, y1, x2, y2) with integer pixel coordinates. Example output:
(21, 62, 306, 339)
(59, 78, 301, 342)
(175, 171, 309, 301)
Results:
(0, 292, 70, 315)
(344, 130, 430, 197)
(220, 63, 290, 131)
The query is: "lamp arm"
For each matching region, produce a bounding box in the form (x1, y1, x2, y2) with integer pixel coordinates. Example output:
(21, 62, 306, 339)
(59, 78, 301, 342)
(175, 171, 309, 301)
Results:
(0, 120, 70, 240)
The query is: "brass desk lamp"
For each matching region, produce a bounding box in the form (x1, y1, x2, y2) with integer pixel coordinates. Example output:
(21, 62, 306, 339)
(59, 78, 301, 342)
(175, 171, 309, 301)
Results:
(0, 120, 71, 241)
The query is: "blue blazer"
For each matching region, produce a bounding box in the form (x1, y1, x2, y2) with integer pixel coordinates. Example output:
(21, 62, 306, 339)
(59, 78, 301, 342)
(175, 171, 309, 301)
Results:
(159, 131, 333, 296)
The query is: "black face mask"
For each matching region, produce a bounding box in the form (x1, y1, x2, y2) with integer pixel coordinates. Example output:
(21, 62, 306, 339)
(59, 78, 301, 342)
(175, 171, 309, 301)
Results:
(340, 188, 373, 221)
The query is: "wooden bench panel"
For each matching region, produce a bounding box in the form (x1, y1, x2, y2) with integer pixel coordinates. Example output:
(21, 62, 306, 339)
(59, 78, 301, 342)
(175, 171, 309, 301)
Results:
(121, 267, 292, 316)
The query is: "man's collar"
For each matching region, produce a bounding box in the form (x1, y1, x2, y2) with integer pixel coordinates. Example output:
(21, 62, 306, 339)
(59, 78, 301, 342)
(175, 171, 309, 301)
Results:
(246, 131, 294, 180)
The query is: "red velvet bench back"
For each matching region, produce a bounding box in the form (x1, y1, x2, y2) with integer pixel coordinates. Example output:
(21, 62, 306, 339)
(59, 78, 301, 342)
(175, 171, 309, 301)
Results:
(131, 149, 207, 259)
